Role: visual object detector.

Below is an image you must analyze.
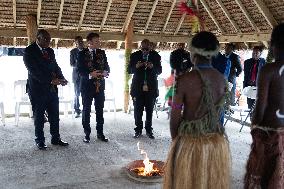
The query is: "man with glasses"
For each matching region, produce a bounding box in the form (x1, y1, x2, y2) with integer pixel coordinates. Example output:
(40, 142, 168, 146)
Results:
(23, 29, 69, 150)
(128, 39, 162, 139)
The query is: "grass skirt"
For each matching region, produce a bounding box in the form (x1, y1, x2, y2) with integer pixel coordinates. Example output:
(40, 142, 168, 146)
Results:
(163, 133, 231, 189)
(244, 127, 284, 189)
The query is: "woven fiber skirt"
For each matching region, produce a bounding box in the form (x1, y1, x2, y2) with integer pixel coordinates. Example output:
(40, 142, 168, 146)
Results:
(163, 133, 231, 189)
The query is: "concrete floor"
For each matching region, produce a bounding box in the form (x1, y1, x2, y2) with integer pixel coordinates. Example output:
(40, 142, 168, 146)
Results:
(0, 111, 252, 189)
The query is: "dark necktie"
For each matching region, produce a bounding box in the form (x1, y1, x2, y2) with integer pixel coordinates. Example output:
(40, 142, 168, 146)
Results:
(42, 49, 49, 60)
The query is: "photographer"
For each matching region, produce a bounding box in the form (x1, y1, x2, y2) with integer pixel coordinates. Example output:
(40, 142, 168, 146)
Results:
(128, 39, 162, 139)
(170, 43, 193, 76)
(77, 32, 110, 143)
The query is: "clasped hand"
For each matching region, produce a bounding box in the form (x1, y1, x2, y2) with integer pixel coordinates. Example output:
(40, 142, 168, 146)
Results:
(136, 61, 153, 69)
(90, 70, 108, 79)
(51, 78, 68, 86)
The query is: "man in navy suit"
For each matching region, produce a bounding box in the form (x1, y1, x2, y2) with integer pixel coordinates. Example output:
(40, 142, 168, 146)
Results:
(128, 39, 162, 139)
(70, 36, 84, 118)
(225, 43, 242, 105)
(23, 29, 69, 150)
(77, 33, 110, 143)
(243, 46, 266, 109)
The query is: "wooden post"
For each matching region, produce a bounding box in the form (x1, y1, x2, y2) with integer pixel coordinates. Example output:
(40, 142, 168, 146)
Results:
(124, 20, 134, 113)
(26, 14, 38, 45)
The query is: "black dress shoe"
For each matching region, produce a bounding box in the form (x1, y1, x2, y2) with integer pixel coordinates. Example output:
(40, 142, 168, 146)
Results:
(75, 112, 81, 118)
(83, 136, 90, 143)
(51, 140, 69, 146)
(133, 131, 142, 138)
(36, 142, 47, 150)
(146, 132, 155, 139)
(97, 134, 108, 142)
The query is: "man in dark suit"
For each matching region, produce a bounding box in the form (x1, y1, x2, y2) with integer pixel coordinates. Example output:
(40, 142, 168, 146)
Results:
(77, 32, 110, 143)
(225, 43, 242, 105)
(128, 39, 162, 139)
(243, 46, 266, 109)
(23, 29, 69, 150)
(170, 43, 193, 76)
(70, 36, 84, 118)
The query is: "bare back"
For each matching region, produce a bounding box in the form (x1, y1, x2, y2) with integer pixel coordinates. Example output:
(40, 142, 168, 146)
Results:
(253, 62, 284, 128)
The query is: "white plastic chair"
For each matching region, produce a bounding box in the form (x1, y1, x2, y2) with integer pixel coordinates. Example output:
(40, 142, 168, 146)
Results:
(127, 78, 133, 114)
(14, 80, 33, 126)
(0, 82, 5, 126)
(104, 79, 116, 117)
(154, 77, 167, 118)
(224, 86, 257, 132)
(58, 83, 74, 118)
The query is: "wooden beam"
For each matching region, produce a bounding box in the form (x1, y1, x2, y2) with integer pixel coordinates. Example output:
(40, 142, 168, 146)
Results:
(26, 14, 38, 44)
(78, 0, 89, 31)
(234, 0, 260, 32)
(121, 0, 138, 32)
(37, 0, 42, 26)
(215, 0, 239, 33)
(0, 28, 271, 43)
(199, 0, 224, 33)
(57, 0, 65, 30)
(13, 0, 16, 27)
(252, 0, 278, 28)
(100, 0, 112, 32)
(54, 38, 59, 48)
(162, 0, 176, 33)
(174, 13, 186, 35)
(116, 41, 122, 49)
(144, 0, 159, 33)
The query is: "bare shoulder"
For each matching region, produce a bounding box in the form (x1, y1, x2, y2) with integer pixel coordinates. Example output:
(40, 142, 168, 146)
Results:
(176, 70, 201, 89)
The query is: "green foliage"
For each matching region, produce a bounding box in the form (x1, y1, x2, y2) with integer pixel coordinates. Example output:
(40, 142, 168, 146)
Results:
(266, 48, 273, 64)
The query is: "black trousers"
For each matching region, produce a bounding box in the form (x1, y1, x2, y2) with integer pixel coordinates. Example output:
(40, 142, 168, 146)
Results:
(81, 90, 105, 136)
(73, 78, 81, 113)
(247, 98, 255, 110)
(31, 91, 60, 143)
(133, 92, 156, 133)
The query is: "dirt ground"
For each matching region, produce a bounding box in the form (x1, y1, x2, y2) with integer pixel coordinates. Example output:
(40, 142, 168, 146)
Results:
(0, 111, 251, 189)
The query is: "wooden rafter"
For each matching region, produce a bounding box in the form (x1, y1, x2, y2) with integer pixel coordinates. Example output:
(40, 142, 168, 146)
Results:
(174, 13, 186, 35)
(0, 28, 271, 43)
(57, 0, 65, 30)
(199, 0, 224, 33)
(37, 0, 42, 26)
(215, 0, 239, 33)
(13, 37, 17, 46)
(78, 0, 89, 31)
(144, 0, 159, 33)
(162, 0, 176, 33)
(234, 0, 259, 32)
(252, 0, 278, 28)
(13, 0, 16, 27)
(100, 0, 113, 32)
(121, 0, 138, 32)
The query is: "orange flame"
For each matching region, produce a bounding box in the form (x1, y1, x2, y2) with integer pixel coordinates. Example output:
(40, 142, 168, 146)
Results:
(137, 142, 155, 176)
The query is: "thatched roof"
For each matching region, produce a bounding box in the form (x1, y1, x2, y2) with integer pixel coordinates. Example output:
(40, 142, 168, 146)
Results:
(0, 0, 283, 49)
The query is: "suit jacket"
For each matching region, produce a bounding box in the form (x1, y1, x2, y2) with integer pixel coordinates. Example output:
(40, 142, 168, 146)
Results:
(212, 52, 231, 80)
(128, 50, 162, 98)
(243, 58, 266, 88)
(23, 42, 65, 95)
(70, 48, 81, 83)
(170, 48, 193, 75)
(228, 52, 242, 82)
(77, 48, 110, 93)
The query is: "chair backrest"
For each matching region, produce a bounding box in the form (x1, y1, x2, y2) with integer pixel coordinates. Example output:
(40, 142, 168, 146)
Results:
(105, 80, 115, 100)
(58, 82, 72, 100)
(14, 80, 29, 101)
(0, 82, 5, 102)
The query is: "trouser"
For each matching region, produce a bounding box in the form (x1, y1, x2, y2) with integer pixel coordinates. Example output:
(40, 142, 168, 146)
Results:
(32, 91, 60, 143)
(133, 92, 156, 133)
(230, 77, 236, 105)
(82, 90, 105, 137)
(73, 78, 81, 113)
(247, 98, 255, 110)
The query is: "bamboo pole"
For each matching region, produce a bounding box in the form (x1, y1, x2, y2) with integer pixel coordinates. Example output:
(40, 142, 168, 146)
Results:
(26, 14, 38, 45)
(124, 20, 134, 113)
